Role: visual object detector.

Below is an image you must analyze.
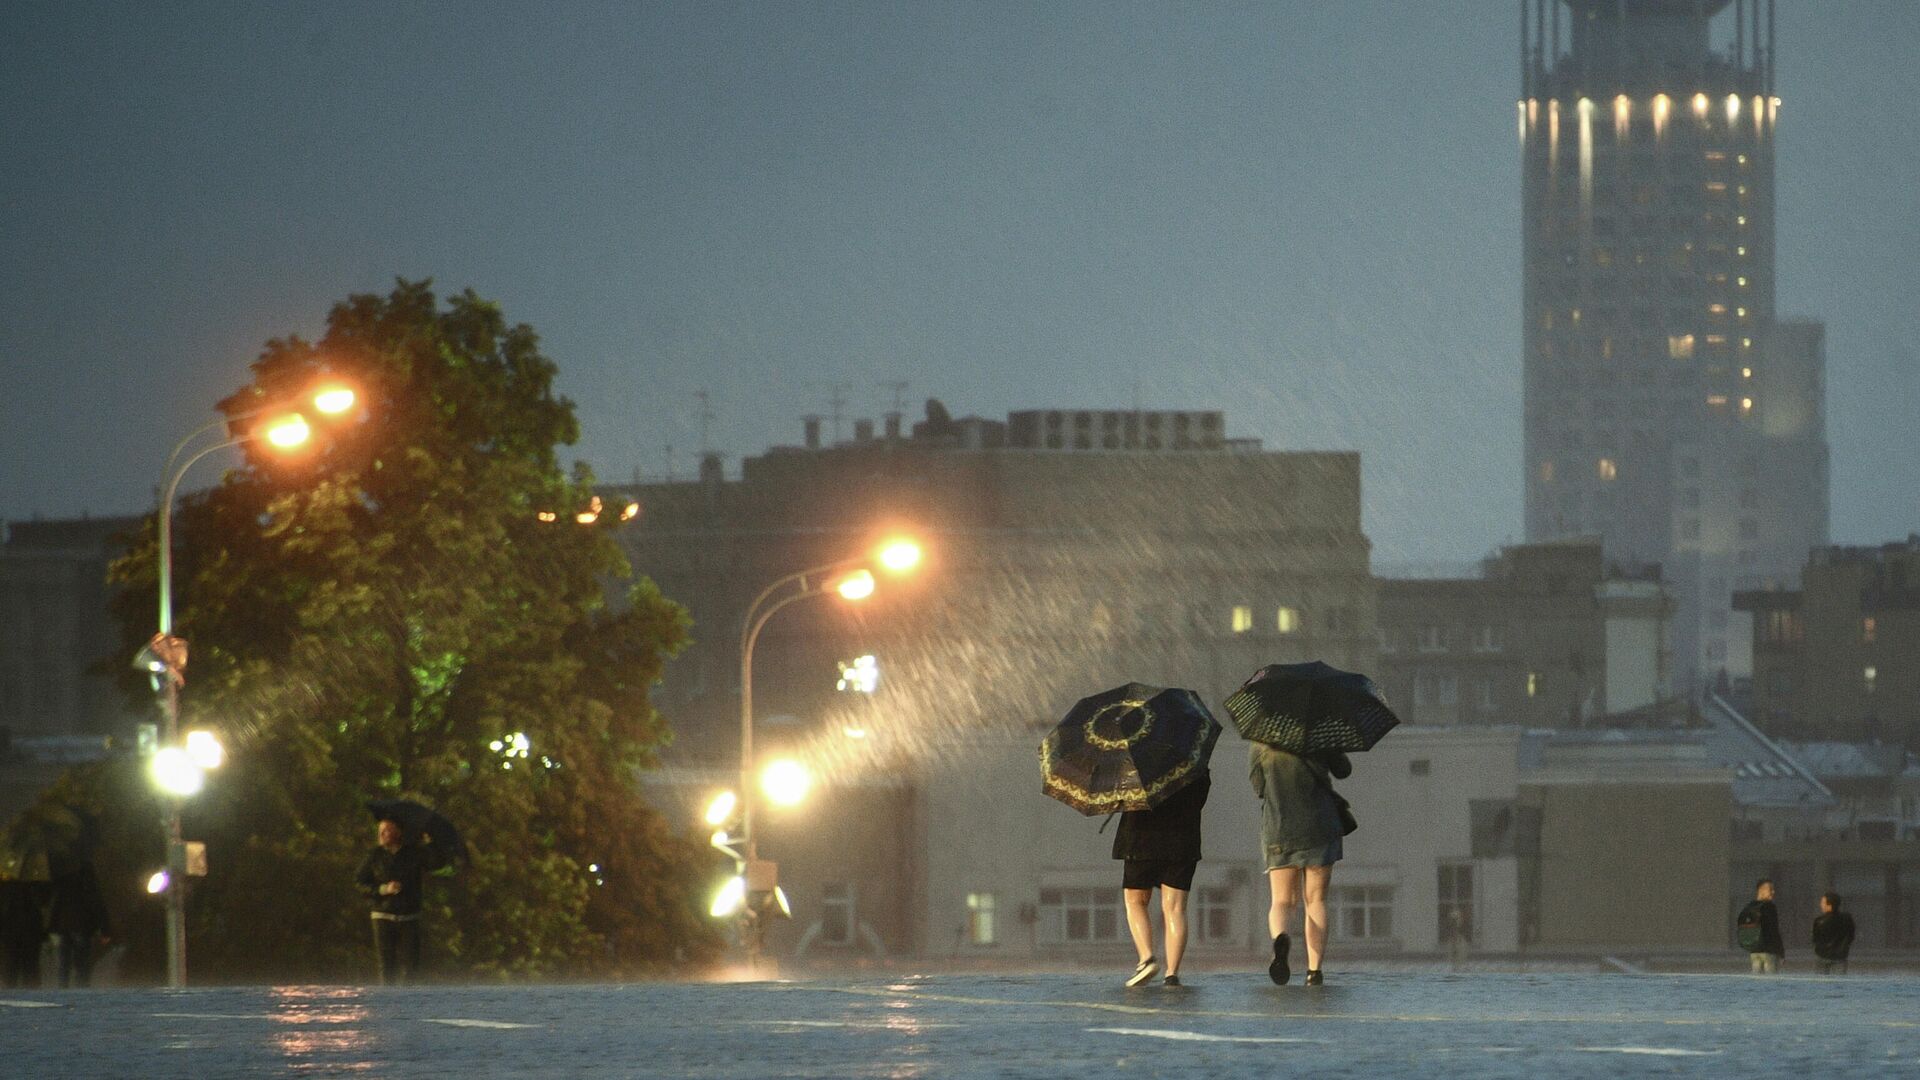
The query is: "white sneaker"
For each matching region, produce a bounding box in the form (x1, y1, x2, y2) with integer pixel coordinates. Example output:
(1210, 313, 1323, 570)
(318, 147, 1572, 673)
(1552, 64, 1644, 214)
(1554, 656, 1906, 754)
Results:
(1125, 957, 1159, 987)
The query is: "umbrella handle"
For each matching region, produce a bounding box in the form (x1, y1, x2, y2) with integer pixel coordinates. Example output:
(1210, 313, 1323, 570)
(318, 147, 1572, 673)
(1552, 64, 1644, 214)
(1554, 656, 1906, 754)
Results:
(1097, 812, 1118, 835)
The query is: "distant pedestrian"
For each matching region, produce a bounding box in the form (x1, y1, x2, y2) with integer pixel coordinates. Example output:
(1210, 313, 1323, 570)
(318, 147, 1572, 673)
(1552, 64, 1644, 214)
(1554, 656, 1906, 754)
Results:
(1113, 768, 1209, 988)
(1251, 743, 1354, 987)
(1811, 891, 1856, 976)
(0, 879, 47, 988)
(48, 864, 110, 988)
(1735, 878, 1785, 974)
(357, 817, 429, 985)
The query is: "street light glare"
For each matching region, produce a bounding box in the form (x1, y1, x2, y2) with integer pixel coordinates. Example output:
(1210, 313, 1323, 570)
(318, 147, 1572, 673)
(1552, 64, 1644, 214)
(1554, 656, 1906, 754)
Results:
(704, 790, 738, 826)
(877, 539, 922, 573)
(835, 569, 876, 601)
(760, 759, 811, 807)
(262, 413, 311, 449)
(710, 875, 747, 918)
(150, 748, 205, 797)
(184, 729, 225, 770)
(311, 386, 357, 415)
(146, 870, 171, 895)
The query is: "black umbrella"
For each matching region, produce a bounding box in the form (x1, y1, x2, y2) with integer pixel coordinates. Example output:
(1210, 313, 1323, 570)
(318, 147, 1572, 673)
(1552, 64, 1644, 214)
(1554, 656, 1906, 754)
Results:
(1, 804, 96, 882)
(1223, 660, 1401, 754)
(1040, 683, 1222, 816)
(365, 799, 468, 871)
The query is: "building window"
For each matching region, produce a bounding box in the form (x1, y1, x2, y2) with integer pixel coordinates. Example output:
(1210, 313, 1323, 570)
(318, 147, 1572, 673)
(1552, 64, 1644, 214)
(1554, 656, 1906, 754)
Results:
(1276, 607, 1299, 634)
(1472, 625, 1504, 653)
(966, 892, 997, 946)
(1437, 863, 1475, 945)
(1597, 458, 1617, 481)
(1526, 672, 1540, 698)
(1231, 606, 1253, 634)
(1418, 625, 1445, 653)
(1863, 617, 1877, 645)
(821, 882, 856, 946)
(1865, 666, 1878, 695)
(1037, 887, 1122, 944)
(1668, 334, 1695, 360)
(1330, 886, 1394, 940)
(1194, 886, 1237, 943)
(1474, 677, 1496, 712)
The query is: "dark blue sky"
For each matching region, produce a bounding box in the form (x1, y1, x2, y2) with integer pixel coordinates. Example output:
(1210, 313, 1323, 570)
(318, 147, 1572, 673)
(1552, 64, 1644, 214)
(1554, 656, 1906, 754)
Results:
(3, 1, 1914, 563)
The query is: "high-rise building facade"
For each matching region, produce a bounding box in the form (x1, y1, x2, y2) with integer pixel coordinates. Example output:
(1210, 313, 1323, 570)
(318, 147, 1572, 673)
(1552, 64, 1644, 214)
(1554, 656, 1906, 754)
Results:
(1520, 0, 1828, 693)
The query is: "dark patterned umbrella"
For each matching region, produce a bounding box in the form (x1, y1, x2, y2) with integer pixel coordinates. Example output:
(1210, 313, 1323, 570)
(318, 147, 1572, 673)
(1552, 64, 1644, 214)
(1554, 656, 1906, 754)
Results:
(1224, 661, 1400, 753)
(1040, 683, 1222, 816)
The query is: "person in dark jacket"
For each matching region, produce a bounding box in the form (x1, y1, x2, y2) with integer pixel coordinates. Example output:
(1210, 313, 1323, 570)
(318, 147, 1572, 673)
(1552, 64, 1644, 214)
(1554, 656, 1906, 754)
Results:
(48, 863, 110, 988)
(1252, 744, 1352, 987)
(1113, 768, 1209, 988)
(1811, 891, 1856, 975)
(1738, 878, 1786, 974)
(0, 879, 48, 988)
(356, 817, 431, 985)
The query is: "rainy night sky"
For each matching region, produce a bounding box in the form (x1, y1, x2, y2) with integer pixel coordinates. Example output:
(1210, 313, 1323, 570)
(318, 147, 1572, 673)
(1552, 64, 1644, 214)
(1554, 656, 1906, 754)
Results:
(3, 1, 1916, 565)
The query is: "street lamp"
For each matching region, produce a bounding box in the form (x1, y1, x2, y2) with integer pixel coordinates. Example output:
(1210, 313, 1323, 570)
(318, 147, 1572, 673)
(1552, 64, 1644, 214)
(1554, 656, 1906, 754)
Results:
(147, 381, 356, 988)
(723, 536, 922, 965)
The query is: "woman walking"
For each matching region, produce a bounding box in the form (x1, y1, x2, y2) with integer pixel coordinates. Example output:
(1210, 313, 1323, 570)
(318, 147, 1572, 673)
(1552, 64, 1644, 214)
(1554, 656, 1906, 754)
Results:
(1250, 743, 1351, 986)
(1113, 767, 1210, 987)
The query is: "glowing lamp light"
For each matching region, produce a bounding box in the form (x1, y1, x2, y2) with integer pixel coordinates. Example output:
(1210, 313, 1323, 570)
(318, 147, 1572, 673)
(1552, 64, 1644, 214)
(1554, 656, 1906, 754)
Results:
(1691, 92, 1709, 118)
(536, 511, 558, 523)
(1726, 93, 1741, 123)
(710, 875, 747, 918)
(150, 748, 205, 797)
(704, 790, 738, 827)
(837, 654, 880, 694)
(184, 729, 225, 770)
(877, 539, 922, 574)
(760, 758, 811, 807)
(146, 870, 172, 895)
(620, 501, 641, 521)
(771, 885, 792, 918)
(312, 386, 356, 415)
(835, 569, 876, 601)
(263, 414, 311, 449)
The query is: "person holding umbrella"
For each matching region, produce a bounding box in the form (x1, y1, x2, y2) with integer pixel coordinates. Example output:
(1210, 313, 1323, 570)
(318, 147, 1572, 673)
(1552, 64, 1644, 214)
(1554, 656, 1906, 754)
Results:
(1114, 765, 1210, 988)
(1040, 683, 1222, 989)
(1226, 662, 1395, 987)
(357, 816, 431, 985)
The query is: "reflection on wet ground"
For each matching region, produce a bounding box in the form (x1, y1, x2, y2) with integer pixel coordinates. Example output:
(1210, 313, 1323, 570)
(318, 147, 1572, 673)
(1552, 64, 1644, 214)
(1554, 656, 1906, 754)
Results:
(3, 972, 1918, 1078)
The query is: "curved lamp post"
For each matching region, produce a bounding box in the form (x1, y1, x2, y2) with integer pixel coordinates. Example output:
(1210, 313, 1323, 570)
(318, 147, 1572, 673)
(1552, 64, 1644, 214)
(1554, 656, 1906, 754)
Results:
(147, 382, 356, 988)
(719, 538, 921, 967)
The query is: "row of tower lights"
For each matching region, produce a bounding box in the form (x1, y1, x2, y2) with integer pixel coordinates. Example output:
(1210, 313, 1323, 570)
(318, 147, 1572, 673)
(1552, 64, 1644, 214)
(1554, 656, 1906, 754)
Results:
(1522, 92, 1782, 142)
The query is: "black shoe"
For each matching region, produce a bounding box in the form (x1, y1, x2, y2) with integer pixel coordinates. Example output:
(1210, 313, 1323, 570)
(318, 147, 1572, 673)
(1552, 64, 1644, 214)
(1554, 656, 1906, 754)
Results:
(1162, 974, 1183, 988)
(1304, 969, 1324, 986)
(1268, 934, 1292, 985)
(1125, 956, 1159, 987)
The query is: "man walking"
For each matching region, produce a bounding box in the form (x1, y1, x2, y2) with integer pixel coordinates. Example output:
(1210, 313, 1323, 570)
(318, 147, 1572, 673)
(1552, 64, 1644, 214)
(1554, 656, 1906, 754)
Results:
(357, 817, 429, 985)
(1811, 891, 1856, 976)
(1736, 878, 1785, 974)
(1114, 767, 1209, 988)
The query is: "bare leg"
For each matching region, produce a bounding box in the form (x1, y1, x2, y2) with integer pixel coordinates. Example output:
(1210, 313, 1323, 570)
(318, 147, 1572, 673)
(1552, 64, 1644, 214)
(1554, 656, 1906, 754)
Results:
(1160, 886, 1189, 976)
(1267, 867, 1299, 939)
(1122, 888, 1156, 965)
(1302, 865, 1332, 971)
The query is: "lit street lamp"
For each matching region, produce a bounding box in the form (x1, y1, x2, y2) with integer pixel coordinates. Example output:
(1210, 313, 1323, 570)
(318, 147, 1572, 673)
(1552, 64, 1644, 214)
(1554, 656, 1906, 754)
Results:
(147, 381, 356, 988)
(720, 537, 921, 965)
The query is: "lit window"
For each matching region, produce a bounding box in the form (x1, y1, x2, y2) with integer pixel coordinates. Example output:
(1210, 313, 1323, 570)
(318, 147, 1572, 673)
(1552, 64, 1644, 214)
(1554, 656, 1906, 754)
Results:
(1707, 394, 1729, 407)
(1692, 92, 1709, 118)
(1737, 216, 1748, 227)
(1526, 672, 1539, 698)
(1705, 334, 1727, 346)
(1740, 397, 1754, 412)
(1668, 334, 1695, 360)
(1737, 246, 1748, 256)
(1598, 458, 1617, 481)
(1704, 181, 1727, 193)
(1863, 617, 1877, 644)
(966, 892, 997, 945)
(1742, 367, 1752, 378)
(1736, 307, 1748, 319)
(1707, 304, 1728, 316)
(1864, 666, 1878, 695)
(1276, 607, 1299, 634)
(1231, 606, 1253, 634)
(1540, 460, 1556, 483)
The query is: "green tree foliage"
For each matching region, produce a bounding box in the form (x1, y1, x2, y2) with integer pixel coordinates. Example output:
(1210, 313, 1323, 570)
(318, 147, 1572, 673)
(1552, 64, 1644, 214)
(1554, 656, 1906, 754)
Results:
(74, 280, 716, 980)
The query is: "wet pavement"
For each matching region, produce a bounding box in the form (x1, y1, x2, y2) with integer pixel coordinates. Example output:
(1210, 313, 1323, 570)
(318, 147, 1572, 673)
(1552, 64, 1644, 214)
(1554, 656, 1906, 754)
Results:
(4, 971, 1918, 1078)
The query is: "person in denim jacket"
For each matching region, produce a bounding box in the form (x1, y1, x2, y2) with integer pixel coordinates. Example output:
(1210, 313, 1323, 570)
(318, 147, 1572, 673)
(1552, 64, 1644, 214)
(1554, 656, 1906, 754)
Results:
(1251, 743, 1352, 986)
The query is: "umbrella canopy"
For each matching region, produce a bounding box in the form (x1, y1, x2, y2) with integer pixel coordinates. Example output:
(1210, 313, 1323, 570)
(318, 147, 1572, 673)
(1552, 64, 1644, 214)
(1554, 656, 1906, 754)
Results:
(1040, 683, 1222, 816)
(1, 804, 95, 882)
(1224, 661, 1401, 754)
(365, 798, 468, 871)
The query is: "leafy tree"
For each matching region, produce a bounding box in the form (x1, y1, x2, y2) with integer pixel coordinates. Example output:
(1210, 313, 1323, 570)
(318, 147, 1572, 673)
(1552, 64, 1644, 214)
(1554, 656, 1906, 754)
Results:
(65, 280, 715, 980)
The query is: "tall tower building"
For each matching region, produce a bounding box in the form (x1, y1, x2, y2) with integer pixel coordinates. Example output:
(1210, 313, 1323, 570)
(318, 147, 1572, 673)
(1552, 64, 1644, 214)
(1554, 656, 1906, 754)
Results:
(1520, 0, 1828, 693)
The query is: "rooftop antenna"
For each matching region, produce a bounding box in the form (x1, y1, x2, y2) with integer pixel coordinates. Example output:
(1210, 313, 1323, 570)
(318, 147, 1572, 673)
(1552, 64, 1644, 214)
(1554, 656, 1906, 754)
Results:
(879, 380, 909, 413)
(828, 383, 850, 443)
(694, 389, 716, 456)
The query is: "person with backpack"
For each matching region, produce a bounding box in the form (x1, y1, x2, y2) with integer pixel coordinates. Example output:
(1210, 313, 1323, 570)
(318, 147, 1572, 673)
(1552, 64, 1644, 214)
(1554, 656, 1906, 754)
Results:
(1811, 891, 1857, 975)
(1735, 878, 1785, 974)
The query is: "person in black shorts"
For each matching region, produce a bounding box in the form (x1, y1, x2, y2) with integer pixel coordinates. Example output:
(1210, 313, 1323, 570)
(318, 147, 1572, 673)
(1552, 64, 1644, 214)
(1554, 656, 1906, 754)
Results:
(1113, 767, 1210, 987)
